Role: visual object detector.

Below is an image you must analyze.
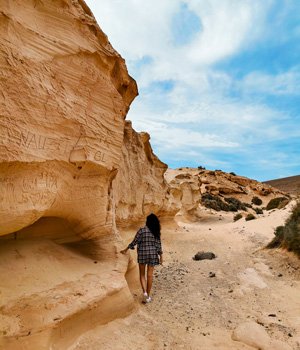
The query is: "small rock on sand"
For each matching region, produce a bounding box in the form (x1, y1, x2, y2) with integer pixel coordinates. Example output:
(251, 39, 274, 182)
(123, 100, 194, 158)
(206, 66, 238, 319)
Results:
(193, 252, 216, 261)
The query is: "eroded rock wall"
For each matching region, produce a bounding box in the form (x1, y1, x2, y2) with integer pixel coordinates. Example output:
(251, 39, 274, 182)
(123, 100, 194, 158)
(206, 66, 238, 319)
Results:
(113, 121, 172, 226)
(0, 0, 137, 240)
(0, 1, 138, 348)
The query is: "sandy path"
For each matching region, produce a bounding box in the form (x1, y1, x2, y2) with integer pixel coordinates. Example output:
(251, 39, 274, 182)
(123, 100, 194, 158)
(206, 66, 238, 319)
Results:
(72, 204, 300, 349)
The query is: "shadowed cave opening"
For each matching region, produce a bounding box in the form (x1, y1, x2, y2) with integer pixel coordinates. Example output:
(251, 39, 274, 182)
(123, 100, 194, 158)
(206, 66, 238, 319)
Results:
(0, 217, 102, 261)
(0, 217, 139, 303)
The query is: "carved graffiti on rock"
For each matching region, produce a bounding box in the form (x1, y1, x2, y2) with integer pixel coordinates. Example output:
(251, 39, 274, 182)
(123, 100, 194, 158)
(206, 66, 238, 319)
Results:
(0, 118, 117, 165)
(0, 172, 58, 209)
(94, 151, 106, 162)
(22, 172, 58, 193)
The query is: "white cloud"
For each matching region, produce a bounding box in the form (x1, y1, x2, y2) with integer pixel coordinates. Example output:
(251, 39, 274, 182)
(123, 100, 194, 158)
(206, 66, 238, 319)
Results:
(134, 119, 238, 150)
(242, 69, 300, 95)
(186, 0, 271, 64)
(130, 89, 287, 154)
(86, 0, 178, 59)
(87, 0, 272, 82)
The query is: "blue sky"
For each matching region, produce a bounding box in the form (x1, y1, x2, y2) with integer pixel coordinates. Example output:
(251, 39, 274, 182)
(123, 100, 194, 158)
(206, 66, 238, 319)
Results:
(85, 0, 300, 181)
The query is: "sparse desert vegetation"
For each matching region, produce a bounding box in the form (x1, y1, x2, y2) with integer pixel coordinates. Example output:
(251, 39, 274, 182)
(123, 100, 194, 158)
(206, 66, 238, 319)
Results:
(267, 201, 300, 256)
(224, 197, 247, 211)
(245, 213, 256, 221)
(266, 197, 289, 210)
(254, 207, 263, 215)
(252, 196, 263, 206)
(234, 213, 243, 221)
(201, 194, 247, 212)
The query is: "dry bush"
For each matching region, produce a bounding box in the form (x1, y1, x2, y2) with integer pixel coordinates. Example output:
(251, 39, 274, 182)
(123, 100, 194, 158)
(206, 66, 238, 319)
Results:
(254, 207, 263, 215)
(201, 193, 229, 211)
(266, 202, 300, 256)
(224, 197, 247, 211)
(234, 213, 243, 221)
(202, 194, 246, 212)
(266, 197, 289, 210)
(245, 213, 256, 221)
(252, 196, 263, 206)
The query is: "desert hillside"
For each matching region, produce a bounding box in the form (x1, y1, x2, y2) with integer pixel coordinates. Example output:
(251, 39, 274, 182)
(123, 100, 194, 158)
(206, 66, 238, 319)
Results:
(0, 1, 299, 350)
(163, 167, 288, 221)
(265, 175, 300, 196)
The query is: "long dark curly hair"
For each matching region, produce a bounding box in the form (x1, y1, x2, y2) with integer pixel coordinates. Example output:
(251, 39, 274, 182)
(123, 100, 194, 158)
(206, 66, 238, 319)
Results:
(146, 213, 161, 239)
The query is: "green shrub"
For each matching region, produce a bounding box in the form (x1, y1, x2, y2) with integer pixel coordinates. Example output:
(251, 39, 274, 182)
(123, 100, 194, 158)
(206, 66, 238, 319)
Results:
(252, 196, 263, 206)
(266, 226, 285, 249)
(243, 202, 252, 209)
(245, 213, 256, 221)
(266, 202, 300, 256)
(254, 207, 263, 215)
(230, 172, 236, 176)
(198, 165, 206, 170)
(202, 194, 248, 212)
(266, 197, 289, 210)
(234, 213, 243, 221)
(201, 193, 229, 211)
(224, 197, 247, 211)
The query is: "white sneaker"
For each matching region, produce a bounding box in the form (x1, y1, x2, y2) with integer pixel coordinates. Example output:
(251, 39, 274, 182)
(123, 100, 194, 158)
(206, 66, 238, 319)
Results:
(146, 296, 152, 303)
(142, 292, 148, 303)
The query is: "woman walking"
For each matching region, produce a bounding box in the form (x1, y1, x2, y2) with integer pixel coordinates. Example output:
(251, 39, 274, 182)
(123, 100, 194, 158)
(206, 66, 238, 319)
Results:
(121, 213, 163, 303)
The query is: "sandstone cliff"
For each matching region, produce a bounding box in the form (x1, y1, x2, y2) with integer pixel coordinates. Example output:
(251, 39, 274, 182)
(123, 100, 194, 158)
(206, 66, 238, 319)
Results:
(0, 0, 137, 239)
(113, 121, 170, 226)
(0, 0, 138, 348)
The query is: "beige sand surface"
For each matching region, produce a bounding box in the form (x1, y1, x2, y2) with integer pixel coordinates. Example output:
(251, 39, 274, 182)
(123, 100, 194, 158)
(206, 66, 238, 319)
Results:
(72, 202, 300, 350)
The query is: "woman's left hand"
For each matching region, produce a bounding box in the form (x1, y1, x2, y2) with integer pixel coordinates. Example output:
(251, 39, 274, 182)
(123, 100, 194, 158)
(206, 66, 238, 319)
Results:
(120, 248, 128, 254)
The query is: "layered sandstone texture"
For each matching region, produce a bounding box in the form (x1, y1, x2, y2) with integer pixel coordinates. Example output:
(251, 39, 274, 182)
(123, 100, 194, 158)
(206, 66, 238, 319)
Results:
(165, 168, 288, 219)
(113, 121, 172, 226)
(0, 0, 137, 348)
(0, 0, 137, 238)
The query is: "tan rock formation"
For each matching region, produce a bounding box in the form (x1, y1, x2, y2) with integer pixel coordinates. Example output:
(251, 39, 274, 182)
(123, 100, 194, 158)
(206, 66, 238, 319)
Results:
(0, 0, 137, 240)
(165, 168, 287, 219)
(113, 121, 170, 226)
(0, 0, 137, 347)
